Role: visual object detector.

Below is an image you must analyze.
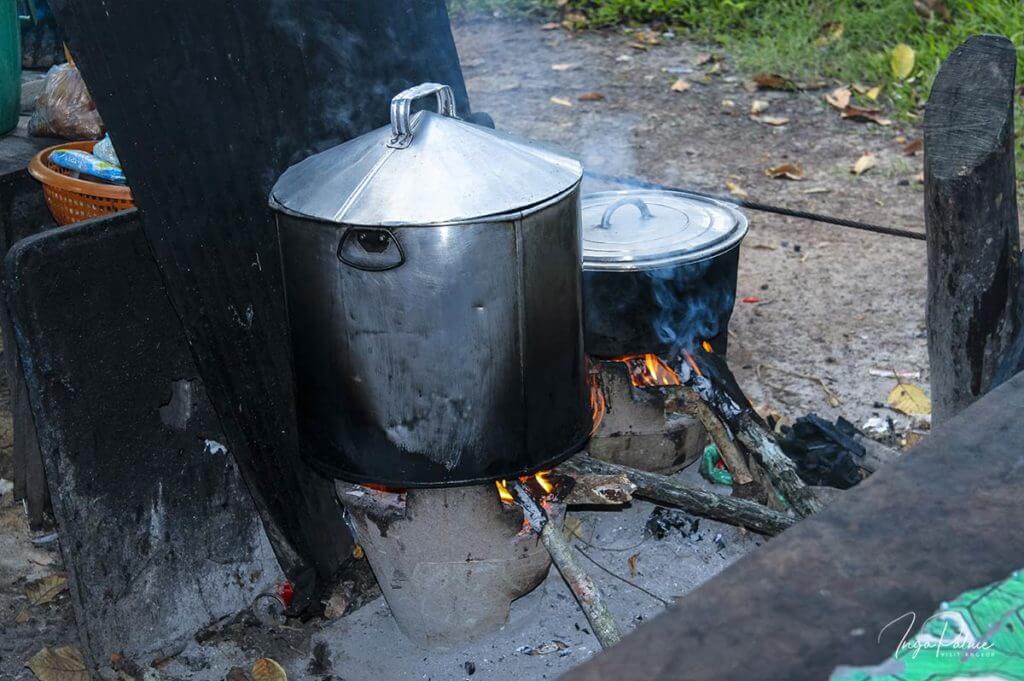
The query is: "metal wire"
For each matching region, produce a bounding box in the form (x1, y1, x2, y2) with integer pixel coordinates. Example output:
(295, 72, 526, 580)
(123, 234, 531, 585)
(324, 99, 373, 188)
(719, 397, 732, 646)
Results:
(583, 170, 927, 242)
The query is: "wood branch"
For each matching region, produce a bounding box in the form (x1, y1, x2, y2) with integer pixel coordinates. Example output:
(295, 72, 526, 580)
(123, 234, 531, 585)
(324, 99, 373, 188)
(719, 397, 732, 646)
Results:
(563, 473, 637, 506)
(681, 366, 822, 517)
(925, 35, 1020, 424)
(680, 386, 753, 485)
(563, 456, 796, 536)
(510, 481, 622, 648)
(852, 432, 901, 473)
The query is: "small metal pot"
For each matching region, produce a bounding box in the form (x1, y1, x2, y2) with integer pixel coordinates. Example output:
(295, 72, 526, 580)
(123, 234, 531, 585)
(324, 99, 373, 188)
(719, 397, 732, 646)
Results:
(581, 190, 748, 358)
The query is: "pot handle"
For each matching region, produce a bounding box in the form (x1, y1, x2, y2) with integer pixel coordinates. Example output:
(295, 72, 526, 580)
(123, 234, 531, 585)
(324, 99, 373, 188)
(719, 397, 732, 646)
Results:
(388, 82, 458, 149)
(597, 197, 653, 229)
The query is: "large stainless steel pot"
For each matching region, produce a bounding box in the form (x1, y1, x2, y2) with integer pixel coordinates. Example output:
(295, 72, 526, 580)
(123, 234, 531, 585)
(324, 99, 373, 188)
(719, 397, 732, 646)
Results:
(582, 190, 748, 358)
(270, 83, 590, 487)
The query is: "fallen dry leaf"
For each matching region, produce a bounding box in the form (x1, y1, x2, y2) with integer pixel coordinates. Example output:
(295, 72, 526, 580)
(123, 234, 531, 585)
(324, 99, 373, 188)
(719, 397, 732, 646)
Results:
(765, 163, 804, 180)
(252, 658, 287, 681)
(632, 29, 662, 46)
(888, 383, 931, 416)
(15, 607, 31, 624)
(670, 79, 691, 92)
(706, 62, 722, 75)
(814, 21, 845, 47)
(629, 42, 649, 51)
(866, 85, 882, 101)
(352, 543, 364, 560)
(721, 99, 736, 109)
(549, 96, 573, 108)
(755, 115, 790, 126)
(578, 92, 606, 102)
(25, 574, 68, 606)
(851, 152, 878, 176)
(752, 73, 793, 90)
(628, 553, 640, 577)
(915, 0, 952, 21)
(25, 646, 89, 681)
(902, 138, 923, 156)
(825, 86, 851, 110)
(550, 63, 579, 72)
(841, 105, 892, 126)
(890, 44, 915, 80)
(694, 52, 713, 65)
(725, 180, 749, 198)
(540, 22, 560, 30)
(750, 99, 769, 114)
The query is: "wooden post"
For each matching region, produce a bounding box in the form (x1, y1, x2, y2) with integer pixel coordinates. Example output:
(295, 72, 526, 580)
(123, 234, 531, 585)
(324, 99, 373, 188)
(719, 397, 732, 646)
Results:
(925, 35, 1019, 424)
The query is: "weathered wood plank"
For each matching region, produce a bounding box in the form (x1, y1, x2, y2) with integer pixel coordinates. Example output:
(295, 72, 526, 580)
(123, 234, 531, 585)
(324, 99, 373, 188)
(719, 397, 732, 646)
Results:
(925, 35, 1019, 423)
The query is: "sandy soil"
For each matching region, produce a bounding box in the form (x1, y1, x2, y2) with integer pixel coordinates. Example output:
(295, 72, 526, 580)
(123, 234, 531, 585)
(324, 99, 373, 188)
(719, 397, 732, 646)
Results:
(0, 16, 930, 681)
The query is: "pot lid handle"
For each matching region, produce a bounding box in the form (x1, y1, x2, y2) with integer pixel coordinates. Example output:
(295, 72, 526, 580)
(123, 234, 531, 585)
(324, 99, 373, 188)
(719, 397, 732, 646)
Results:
(597, 196, 654, 230)
(388, 82, 458, 149)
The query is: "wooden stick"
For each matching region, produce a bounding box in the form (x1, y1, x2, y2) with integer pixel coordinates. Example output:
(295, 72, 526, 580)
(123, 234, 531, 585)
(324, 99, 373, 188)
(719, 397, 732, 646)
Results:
(680, 386, 753, 485)
(510, 481, 622, 649)
(562, 456, 795, 536)
(682, 370, 822, 517)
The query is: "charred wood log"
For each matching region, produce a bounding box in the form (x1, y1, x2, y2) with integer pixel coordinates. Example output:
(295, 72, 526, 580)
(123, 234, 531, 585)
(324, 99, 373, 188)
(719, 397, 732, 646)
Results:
(925, 35, 1020, 423)
(510, 480, 622, 649)
(563, 456, 796, 536)
(679, 352, 822, 517)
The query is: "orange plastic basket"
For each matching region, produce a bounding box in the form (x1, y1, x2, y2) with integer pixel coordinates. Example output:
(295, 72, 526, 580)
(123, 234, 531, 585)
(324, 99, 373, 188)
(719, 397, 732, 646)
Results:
(28, 140, 135, 226)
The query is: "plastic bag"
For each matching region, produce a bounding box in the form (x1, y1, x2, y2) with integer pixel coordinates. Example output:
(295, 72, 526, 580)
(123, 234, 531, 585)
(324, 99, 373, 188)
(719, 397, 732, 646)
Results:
(28, 63, 104, 140)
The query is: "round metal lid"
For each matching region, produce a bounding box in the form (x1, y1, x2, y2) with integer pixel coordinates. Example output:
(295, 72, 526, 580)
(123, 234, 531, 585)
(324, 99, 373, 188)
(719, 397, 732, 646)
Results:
(270, 83, 582, 226)
(581, 189, 748, 271)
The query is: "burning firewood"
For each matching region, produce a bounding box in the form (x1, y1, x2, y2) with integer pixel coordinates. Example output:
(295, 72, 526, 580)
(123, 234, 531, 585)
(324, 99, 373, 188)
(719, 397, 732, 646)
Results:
(678, 349, 823, 517)
(562, 456, 795, 536)
(678, 386, 755, 487)
(508, 480, 622, 649)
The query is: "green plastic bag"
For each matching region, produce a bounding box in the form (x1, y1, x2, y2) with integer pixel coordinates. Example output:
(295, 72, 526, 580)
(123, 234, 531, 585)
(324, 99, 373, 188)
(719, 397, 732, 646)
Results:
(699, 443, 734, 486)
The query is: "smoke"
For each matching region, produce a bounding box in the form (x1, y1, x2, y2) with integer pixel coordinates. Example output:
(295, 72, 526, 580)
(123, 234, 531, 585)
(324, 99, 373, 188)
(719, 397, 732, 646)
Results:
(646, 256, 737, 358)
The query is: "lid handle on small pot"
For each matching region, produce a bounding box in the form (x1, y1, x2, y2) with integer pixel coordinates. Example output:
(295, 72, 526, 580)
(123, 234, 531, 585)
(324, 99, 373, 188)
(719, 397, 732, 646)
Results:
(597, 196, 653, 230)
(388, 82, 458, 149)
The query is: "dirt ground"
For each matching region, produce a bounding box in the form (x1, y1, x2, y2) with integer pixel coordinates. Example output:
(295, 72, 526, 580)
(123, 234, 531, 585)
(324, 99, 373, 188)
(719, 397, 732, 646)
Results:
(458, 18, 930, 435)
(0, 16, 929, 681)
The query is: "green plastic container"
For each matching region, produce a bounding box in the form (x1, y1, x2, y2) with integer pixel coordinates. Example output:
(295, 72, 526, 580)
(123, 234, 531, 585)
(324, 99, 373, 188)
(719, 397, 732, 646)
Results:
(0, 0, 20, 135)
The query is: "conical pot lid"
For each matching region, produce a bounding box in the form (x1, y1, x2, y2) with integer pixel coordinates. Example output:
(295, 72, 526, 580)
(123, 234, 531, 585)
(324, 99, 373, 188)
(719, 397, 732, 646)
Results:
(581, 190, 748, 271)
(271, 83, 582, 226)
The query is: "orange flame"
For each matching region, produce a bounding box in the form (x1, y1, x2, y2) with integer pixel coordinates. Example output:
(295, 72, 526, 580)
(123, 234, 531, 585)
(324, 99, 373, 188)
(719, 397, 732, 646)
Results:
(495, 479, 513, 503)
(683, 351, 703, 377)
(588, 359, 608, 434)
(613, 353, 681, 388)
(495, 471, 554, 505)
(702, 340, 714, 353)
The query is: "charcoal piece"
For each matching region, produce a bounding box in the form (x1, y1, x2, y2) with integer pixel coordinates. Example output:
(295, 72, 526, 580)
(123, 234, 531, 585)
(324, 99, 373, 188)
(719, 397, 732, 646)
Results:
(779, 414, 868, 489)
(645, 506, 700, 540)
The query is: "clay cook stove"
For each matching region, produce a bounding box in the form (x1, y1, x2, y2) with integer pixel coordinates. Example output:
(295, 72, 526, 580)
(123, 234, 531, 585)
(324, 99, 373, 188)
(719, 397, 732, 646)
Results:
(582, 191, 749, 473)
(269, 84, 589, 645)
(335, 476, 565, 647)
